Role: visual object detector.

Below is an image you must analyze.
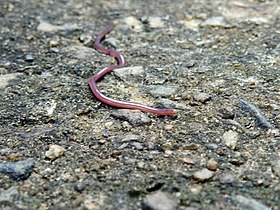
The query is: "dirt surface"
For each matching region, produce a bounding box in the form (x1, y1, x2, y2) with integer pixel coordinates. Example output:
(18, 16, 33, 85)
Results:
(0, 0, 280, 209)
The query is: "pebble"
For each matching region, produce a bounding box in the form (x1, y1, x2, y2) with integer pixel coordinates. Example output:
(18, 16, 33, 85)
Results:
(222, 130, 239, 149)
(0, 158, 35, 181)
(185, 59, 196, 68)
(0, 73, 23, 89)
(37, 21, 79, 32)
(79, 33, 92, 45)
(0, 67, 8, 74)
(177, 19, 201, 31)
(181, 156, 196, 165)
(104, 37, 118, 48)
(148, 16, 165, 28)
(206, 159, 219, 171)
(145, 85, 178, 97)
(243, 76, 260, 86)
(222, 1, 278, 24)
(142, 191, 177, 210)
(48, 40, 59, 47)
(62, 45, 96, 60)
(219, 173, 235, 184)
(25, 54, 34, 62)
(219, 107, 235, 120)
(157, 98, 188, 110)
(114, 66, 145, 81)
(271, 159, 280, 177)
(50, 47, 59, 53)
(234, 195, 270, 210)
(121, 134, 141, 142)
(193, 168, 214, 182)
(45, 145, 66, 160)
(193, 92, 212, 103)
(200, 16, 231, 28)
(111, 110, 151, 126)
(119, 16, 143, 32)
(0, 148, 13, 155)
(0, 186, 19, 203)
(131, 142, 143, 150)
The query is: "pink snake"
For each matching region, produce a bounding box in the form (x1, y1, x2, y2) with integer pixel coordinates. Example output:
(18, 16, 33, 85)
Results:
(88, 24, 176, 115)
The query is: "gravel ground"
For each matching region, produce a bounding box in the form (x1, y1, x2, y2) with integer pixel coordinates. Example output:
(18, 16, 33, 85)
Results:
(0, 0, 280, 209)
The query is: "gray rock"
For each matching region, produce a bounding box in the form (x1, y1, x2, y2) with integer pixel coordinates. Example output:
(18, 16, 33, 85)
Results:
(193, 92, 211, 103)
(37, 21, 79, 32)
(0, 148, 13, 156)
(111, 109, 151, 126)
(0, 158, 35, 181)
(0, 186, 19, 203)
(219, 173, 235, 184)
(45, 145, 66, 160)
(201, 16, 231, 28)
(234, 195, 271, 210)
(145, 85, 178, 97)
(185, 59, 196, 68)
(222, 130, 239, 149)
(114, 66, 145, 81)
(206, 159, 219, 171)
(121, 134, 141, 142)
(79, 33, 92, 45)
(193, 168, 214, 182)
(157, 98, 188, 110)
(131, 142, 143, 150)
(271, 159, 280, 177)
(142, 191, 177, 210)
(104, 37, 118, 48)
(147, 16, 165, 28)
(119, 16, 143, 32)
(25, 54, 34, 62)
(0, 73, 23, 89)
(62, 45, 96, 60)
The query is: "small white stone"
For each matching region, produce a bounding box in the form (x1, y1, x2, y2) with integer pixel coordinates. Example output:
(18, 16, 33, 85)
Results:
(119, 16, 143, 32)
(114, 66, 144, 80)
(193, 168, 214, 181)
(201, 16, 231, 28)
(45, 145, 66, 160)
(222, 130, 239, 149)
(37, 21, 78, 32)
(0, 73, 23, 89)
(148, 16, 165, 28)
(143, 191, 177, 210)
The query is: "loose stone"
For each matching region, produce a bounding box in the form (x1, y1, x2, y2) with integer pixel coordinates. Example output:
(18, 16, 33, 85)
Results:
(142, 191, 177, 210)
(222, 130, 239, 149)
(206, 159, 219, 171)
(0, 186, 19, 203)
(25, 54, 34, 62)
(114, 66, 145, 81)
(145, 85, 179, 98)
(234, 195, 270, 210)
(193, 92, 212, 103)
(111, 110, 151, 126)
(271, 159, 280, 177)
(0, 158, 35, 181)
(219, 173, 235, 184)
(45, 145, 66, 160)
(200, 16, 231, 28)
(0, 73, 23, 89)
(185, 59, 196, 68)
(193, 168, 214, 182)
(147, 16, 165, 28)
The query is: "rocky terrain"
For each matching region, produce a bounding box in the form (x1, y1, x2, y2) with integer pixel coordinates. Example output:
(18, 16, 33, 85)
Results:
(0, 0, 279, 209)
